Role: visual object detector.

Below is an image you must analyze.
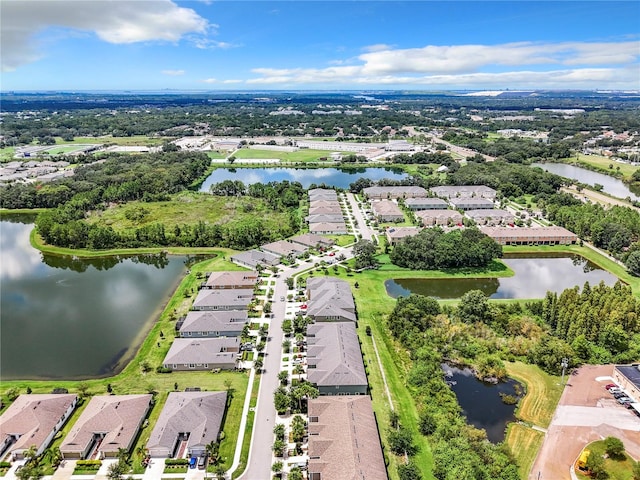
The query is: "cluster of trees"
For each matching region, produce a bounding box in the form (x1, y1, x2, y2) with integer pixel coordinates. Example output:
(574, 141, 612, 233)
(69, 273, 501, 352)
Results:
(0, 151, 210, 209)
(209, 179, 305, 211)
(541, 193, 640, 256)
(542, 281, 640, 364)
(390, 228, 502, 270)
(442, 131, 573, 163)
(273, 381, 319, 415)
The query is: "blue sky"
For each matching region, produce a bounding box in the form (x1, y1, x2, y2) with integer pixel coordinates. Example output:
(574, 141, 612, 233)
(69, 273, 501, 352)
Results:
(1, 1, 639, 91)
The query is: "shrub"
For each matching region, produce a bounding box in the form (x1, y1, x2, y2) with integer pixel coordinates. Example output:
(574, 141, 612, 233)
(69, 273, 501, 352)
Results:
(165, 459, 189, 466)
(156, 366, 173, 373)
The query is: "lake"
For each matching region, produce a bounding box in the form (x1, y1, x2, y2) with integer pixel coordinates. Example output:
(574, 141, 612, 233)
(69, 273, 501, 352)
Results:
(532, 162, 640, 201)
(0, 218, 190, 380)
(385, 252, 619, 299)
(199, 167, 408, 191)
(443, 364, 522, 443)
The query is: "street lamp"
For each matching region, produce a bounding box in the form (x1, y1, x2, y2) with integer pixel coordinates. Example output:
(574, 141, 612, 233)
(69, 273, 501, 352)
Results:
(560, 357, 569, 385)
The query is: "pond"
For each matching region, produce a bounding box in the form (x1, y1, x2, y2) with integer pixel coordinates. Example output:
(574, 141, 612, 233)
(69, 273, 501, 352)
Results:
(0, 218, 192, 380)
(532, 162, 640, 201)
(198, 167, 408, 191)
(443, 364, 522, 443)
(385, 252, 619, 299)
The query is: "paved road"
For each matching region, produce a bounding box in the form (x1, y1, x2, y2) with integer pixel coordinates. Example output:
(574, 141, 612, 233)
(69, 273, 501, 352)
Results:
(345, 192, 376, 241)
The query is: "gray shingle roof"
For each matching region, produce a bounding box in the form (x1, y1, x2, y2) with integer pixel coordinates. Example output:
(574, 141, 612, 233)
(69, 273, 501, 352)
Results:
(179, 311, 249, 334)
(205, 271, 258, 289)
(146, 392, 227, 457)
(306, 323, 366, 387)
(163, 338, 239, 366)
(192, 289, 254, 310)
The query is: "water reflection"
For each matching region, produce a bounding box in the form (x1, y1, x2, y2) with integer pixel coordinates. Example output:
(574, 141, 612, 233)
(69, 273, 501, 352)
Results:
(443, 364, 522, 443)
(385, 253, 618, 299)
(0, 220, 188, 380)
(199, 167, 408, 190)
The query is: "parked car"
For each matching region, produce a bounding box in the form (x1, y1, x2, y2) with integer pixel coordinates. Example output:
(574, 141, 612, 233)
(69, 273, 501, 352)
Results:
(280, 296, 285, 301)
(605, 383, 618, 390)
(609, 388, 623, 394)
(618, 397, 633, 404)
(198, 455, 207, 469)
(613, 392, 628, 399)
(189, 457, 197, 469)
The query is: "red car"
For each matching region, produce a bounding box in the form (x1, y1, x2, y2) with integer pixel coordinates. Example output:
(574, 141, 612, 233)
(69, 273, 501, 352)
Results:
(328, 252, 335, 256)
(605, 383, 618, 390)
(300, 304, 307, 309)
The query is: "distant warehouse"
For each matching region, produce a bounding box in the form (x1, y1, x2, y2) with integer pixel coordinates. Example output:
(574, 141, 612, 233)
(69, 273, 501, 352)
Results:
(480, 226, 578, 245)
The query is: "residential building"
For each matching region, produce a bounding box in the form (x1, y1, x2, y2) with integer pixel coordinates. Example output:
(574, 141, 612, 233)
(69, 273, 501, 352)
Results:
(289, 233, 334, 249)
(178, 310, 248, 338)
(386, 227, 422, 246)
(307, 277, 356, 323)
(309, 222, 348, 235)
(449, 197, 494, 211)
(204, 271, 258, 290)
(231, 249, 279, 268)
(162, 338, 240, 371)
(479, 226, 578, 245)
(415, 209, 463, 226)
(307, 396, 387, 480)
(306, 214, 346, 224)
(260, 240, 307, 258)
(308, 205, 343, 215)
(371, 200, 404, 222)
(61, 395, 151, 459)
(192, 289, 254, 311)
(306, 323, 367, 395)
(465, 209, 515, 225)
(362, 186, 427, 200)
(146, 392, 227, 458)
(0, 394, 77, 460)
(308, 188, 338, 201)
(405, 197, 448, 211)
(430, 185, 497, 200)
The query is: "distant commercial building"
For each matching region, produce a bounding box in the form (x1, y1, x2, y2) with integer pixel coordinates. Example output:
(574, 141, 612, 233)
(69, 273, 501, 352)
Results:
(613, 365, 640, 403)
(297, 140, 384, 153)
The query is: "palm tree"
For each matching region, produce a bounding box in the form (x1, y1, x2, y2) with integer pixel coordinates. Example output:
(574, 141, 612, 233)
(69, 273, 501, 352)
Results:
(47, 446, 63, 468)
(293, 364, 304, 381)
(253, 358, 263, 372)
(205, 441, 220, 466)
(214, 465, 226, 479)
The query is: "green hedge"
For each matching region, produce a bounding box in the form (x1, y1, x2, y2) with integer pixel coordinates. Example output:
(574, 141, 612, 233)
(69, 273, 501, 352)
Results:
(165, 458, 189, 466)
(75, 460, 101, 469)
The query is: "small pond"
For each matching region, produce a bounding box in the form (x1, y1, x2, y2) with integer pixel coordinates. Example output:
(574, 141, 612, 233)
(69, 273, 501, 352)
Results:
(199, 167, 408, 191)
(385, 252, 618, 299)
(443, 364, 522, 443)
(532, 162, 640, 201)
(0, 218, 195, 380)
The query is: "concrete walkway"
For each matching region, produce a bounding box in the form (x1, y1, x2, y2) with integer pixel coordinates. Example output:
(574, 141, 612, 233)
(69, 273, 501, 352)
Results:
(226, 366, 256, 476)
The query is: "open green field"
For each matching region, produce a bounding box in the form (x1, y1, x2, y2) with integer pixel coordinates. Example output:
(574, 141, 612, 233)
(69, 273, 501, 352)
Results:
(207, 151, 228, 159)
(576, 440, 636, 480)
(0, 146, 16, 162)
(43, 145, 87, 155)
(233, 148, 336, 162)
(505, 423, 545, 479)
(562, 153, 639, 181)
(85, 191, 294, 232)
(506, 362, 563, 428)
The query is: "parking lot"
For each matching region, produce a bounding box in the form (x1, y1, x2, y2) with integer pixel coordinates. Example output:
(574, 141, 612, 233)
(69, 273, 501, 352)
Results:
(530, 365, 640, 480)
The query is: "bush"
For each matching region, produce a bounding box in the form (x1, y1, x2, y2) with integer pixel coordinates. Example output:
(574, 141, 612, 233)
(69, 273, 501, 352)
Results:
(156, 366, 173, 373)
(76, 460, 101, 469)
(165, 459, 189, 466)
(604, 436, 625, 458)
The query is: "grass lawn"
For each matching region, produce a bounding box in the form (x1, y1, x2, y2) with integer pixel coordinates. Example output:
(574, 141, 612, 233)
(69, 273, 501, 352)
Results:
(505, 362, 563, 428)
(505, 423, 545, 480)
(561, 153, 639, 181)
(233, 148, 336, 162)
(207, 151, 228, 159)
(575, 440, 637, 480)
(0, 146, 16, 162)
(230, 371, 260, 479)
(85, 191, 294, 234)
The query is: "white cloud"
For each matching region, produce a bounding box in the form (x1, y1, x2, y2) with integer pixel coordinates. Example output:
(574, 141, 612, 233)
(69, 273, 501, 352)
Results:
(247, 40, 640, 89)
(362, 43, 394, 53)
(193, 38, 238, 50)
(201, 78, 218, 84)
(1, 0, 209, 71)
(162, 69, 185, 76)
